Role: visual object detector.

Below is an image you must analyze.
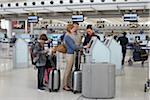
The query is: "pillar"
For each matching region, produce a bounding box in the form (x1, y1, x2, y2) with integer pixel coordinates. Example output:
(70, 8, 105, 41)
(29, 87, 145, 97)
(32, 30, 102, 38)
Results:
(30, 23, 34, 34)
(25, 20, 28, 34)
(7, 20, 12, 38)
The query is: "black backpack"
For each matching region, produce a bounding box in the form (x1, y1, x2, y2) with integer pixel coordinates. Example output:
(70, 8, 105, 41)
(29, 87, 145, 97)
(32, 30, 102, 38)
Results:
(30, 42, 37, 65)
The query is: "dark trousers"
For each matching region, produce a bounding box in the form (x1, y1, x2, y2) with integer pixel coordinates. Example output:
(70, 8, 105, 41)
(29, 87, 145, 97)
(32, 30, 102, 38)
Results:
(37, 66, 45, 89)
(122, 50, 126, 65)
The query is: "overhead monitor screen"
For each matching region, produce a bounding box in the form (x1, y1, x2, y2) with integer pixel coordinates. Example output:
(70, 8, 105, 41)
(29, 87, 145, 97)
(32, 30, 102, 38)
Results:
(28, 16, 39, 23)
(72, 15, 84, 22)
(123, 14, 138, 22)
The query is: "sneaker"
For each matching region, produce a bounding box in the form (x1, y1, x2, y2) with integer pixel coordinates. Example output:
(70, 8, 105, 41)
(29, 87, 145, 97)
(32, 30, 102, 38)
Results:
(38, 87, 45, 91)
(42, 84, 46, 87)
(38, 89, 45, 92)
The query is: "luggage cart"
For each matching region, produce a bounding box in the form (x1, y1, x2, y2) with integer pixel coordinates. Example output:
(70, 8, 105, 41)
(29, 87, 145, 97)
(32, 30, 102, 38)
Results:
(128, 43, 148, 66)
(143, 46, 150, 92)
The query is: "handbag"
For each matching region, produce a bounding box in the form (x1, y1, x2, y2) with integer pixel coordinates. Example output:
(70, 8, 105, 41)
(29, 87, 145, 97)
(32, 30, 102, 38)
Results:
(56, 44, 67, 53)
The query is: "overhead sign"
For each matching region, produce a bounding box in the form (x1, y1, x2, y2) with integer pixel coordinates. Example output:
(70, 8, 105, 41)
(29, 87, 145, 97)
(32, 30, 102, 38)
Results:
(123, 14, 138, 22)
(28, 16, 39, 23)
(72, 15, 84, 22)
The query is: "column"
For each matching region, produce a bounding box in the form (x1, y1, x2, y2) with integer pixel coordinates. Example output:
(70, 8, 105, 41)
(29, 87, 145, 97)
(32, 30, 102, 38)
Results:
(7, 20, 12, 38)
(30, 23, 34, 34)
(25, 20, 28, 34)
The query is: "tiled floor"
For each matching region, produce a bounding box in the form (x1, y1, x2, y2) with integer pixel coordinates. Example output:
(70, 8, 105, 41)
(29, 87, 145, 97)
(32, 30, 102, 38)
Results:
(0, 62, 150, 100)
(0, 45, 150, 100)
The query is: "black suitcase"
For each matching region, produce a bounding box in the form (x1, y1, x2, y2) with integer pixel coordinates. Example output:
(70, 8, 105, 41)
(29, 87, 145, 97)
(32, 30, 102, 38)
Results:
(140, 50, 148, 61)
(72, 50, 82, 94)
(133, 51, 141, 61)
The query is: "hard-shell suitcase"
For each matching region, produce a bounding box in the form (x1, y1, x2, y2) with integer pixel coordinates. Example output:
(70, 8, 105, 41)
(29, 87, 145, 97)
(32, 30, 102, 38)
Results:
(72, 70, 82, 94)
(48, 68, 61, 92)
(72, 50, 82, 94)
(82, 63, 116, 99)
(48, 53, 61, 92)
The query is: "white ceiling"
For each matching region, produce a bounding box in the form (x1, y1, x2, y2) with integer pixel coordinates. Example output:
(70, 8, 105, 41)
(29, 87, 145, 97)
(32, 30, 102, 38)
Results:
(0, 0, 149, 25)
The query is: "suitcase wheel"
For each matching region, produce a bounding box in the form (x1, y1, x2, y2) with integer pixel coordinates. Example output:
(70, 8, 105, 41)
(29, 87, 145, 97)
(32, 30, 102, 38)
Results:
(53, 89, 59, 92)
(49, 89, 52, 92)
(144, 84, 147, 92)
(128, 59, 133, 66)
(73, 90, 77, 94)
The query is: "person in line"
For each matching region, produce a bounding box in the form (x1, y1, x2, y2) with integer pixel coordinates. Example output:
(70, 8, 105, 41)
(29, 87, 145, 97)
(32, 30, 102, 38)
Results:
(83, 24, 100, 46)
(72, 22, 82, 46)
(33, 34, 48, 91)
(63, 23, 88, 91)
(117, 32, 129, 65)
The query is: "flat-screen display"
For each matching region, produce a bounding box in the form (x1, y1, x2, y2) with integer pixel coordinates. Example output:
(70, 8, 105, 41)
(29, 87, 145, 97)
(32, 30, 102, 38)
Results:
(12, 21, 25, 29)
(28, 16, 39, 23)
(72, 15, 84, 22)
(123, 14, 138, 22)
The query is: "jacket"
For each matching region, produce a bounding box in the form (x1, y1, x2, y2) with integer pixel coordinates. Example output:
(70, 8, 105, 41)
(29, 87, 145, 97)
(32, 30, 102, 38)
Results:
(33, 42, 47, 67)
(83, 34, 100, 46)
(117, 36, 129, 51)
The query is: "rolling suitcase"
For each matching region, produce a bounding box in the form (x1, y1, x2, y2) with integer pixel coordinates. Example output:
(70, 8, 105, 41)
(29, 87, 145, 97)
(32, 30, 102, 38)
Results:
(140, 49, 148, 61)
(133, 51, 141, 61)
(82, 62, 116, 99)
(72, 50, 82, 94)
(48, 68, 61, 92)
(48, 54, 61, 92)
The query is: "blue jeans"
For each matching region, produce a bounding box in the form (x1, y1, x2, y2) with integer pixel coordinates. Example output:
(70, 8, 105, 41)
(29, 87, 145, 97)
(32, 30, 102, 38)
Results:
(37, 66, 45, 89)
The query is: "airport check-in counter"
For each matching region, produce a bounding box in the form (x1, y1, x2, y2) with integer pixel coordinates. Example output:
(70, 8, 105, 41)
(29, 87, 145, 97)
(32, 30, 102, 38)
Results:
(104, 37, 123, 75)
(82, 36, 116, 99)
(84, 36, 122, 75)
(84, 36, 110, 63)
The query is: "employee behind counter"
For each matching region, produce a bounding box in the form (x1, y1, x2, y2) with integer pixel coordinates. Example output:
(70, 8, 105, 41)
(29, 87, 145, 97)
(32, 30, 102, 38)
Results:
(83, 24, 100, 46)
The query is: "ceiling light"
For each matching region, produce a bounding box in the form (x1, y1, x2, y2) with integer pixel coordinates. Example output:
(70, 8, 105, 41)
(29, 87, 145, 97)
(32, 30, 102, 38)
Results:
(80, 0, 84, 3)
(8, 3, 11, 7)
(32, 2, 36, 5)
(90, 0, 94, 3)
(16, 3, 19, 6)
(60, 0, 63, 4)
(50, 1, 54, 4)
(41, 1, 45, 5)
(70, 0, 73, 3)
(0, 4, 3, 7)
(101, 0, 105, 2)
(24, 2, 27, 6)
